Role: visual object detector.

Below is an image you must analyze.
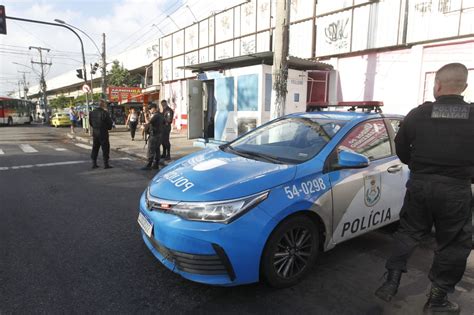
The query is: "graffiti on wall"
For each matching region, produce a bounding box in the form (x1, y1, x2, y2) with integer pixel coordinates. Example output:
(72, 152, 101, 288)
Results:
(146, 44, 159, 58)
(414, 1, 432, 14)
(242, 38, 256, 55)
(324, 18, 350, 50)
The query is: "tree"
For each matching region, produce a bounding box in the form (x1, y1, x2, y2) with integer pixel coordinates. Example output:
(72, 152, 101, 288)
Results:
(73, 93, 101, 106)
(107, 60, 142, 87)
(50, 94, 73, 110)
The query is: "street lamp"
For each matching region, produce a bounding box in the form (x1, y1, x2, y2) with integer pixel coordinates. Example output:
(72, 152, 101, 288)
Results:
(4, 16, 89, 125)
(54, 19, 107, 124)
(54, 19, 101, 56)
(54, 18, 95, 132)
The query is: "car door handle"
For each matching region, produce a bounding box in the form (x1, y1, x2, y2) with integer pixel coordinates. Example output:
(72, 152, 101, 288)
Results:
(387, 165, 403, 173)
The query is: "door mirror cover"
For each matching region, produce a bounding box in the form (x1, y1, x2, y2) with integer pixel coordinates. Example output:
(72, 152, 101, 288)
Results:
(338, 150, 370, 169)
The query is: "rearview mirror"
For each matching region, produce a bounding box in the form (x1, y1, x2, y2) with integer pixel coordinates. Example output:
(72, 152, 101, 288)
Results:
(338, 150, 369, 169)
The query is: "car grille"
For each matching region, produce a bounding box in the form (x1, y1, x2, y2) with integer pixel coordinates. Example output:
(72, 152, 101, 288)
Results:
(145, 235, 235, 279)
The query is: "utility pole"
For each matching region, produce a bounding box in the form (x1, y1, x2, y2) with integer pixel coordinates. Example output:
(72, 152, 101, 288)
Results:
(17, 70, 29, 99)
(30, 46, 51, 123)
(101, 33, 107, 99)
(270, 0, 291, 120)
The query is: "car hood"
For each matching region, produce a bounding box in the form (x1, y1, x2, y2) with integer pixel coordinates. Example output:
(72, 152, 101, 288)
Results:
(149, 148, 296, 201)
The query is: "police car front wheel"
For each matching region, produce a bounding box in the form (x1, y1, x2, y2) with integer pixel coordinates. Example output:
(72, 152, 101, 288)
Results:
(261, 215, 319, 288)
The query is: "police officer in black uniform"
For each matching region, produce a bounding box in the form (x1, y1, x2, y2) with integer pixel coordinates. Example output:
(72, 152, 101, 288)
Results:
(89, 99, 113, 169)
(161, 100, 174, 161)
(375, 63, 473, 314)
(142, 103, 164, 170)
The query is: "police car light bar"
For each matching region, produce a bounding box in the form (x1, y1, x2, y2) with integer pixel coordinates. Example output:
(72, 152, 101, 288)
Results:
(306, 101, 383, 113)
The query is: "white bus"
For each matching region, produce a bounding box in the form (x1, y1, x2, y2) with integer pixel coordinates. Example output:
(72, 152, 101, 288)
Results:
(0, 97, 34, 125)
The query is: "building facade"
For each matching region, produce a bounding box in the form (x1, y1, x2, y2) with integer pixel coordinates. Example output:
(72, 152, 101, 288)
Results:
(157, 0, 474, 142)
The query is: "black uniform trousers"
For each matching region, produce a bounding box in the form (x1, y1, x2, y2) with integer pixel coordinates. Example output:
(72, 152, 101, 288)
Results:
(91, 131, 110, 163)
(386, 173, 472, 293)
(161, 125, 171, 156)
(147, 134, 161, 164)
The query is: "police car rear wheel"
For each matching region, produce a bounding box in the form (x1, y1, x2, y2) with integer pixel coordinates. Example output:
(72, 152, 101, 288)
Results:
(262, 215, 319, 288)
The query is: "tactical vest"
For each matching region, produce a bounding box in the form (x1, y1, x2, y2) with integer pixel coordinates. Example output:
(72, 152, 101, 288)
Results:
(411, 100, 474, 166)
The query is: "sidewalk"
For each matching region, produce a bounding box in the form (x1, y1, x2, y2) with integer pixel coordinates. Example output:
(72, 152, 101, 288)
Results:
(66, 125, 203, 162)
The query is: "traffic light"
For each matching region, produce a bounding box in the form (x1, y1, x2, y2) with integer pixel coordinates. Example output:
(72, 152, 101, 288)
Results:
(91, 62, 99, 75)
(76, 69, 83, 79)
(0, 5, 7, 35)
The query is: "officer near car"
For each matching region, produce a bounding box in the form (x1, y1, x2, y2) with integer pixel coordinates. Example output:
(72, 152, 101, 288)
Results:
(89, 99, 114, 169)
(142, 103, 164, 170)
(161, 100, 174, 161)
(375, 63, 473, 314)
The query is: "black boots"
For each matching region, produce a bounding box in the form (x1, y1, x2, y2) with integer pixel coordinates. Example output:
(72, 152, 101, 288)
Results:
(141, 161, 152, 170)
(92, 160, 99, 169)
(423, 286, 460, 314)
(375, 269, 402, 302)
(162, 149, 171, 161)
(142, 161, 159, 170)
(104, 161, 113, 169)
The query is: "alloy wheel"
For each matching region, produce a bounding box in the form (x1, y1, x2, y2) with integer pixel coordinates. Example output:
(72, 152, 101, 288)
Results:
(272, 227, 313, 279)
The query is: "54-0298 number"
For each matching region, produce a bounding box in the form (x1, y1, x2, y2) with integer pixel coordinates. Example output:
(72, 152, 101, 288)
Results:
(284, 178, 327, 199)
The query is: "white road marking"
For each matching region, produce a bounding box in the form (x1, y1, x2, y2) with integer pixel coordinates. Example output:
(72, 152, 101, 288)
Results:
(0, 157, 134, 171)
(0, 149, 4, 155)
(55, 148, 68, 151)
(75, 143, 92, 150)
(19, 144, 38, 153)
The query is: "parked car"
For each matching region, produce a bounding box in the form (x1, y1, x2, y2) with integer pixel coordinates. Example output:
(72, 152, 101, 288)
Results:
(50, 112, 71, 127)
(137, 108, 410, 287)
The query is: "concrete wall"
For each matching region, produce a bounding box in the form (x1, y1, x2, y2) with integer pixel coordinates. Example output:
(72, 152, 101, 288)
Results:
(325, 39, 474, 115)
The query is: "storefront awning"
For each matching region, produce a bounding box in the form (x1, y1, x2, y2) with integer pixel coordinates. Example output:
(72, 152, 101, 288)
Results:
(180, 52, 333, 72)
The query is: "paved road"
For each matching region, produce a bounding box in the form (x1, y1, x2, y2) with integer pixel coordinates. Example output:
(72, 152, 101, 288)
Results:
(1, 125, 472, 314)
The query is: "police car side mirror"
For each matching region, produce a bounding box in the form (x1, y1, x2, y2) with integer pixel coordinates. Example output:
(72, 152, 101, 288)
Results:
(337, 150, 369, 169)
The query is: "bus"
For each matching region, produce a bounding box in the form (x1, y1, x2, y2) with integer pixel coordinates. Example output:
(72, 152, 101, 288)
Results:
(0, 97, 34, 125)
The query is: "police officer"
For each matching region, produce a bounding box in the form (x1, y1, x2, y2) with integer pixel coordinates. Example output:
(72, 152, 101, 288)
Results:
(142, 103, 164, 170)
(161, 100, 174, 161)
(89, 99, 114, 169)
(375, 63, 473, 314)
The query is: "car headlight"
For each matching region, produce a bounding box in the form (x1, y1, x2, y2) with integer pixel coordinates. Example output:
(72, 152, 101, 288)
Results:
(145, 188, 269, 223)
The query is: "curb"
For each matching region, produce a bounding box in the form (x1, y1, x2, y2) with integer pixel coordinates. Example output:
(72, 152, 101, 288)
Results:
(67, 133, 148, 161)
(65, 133, 197, 163)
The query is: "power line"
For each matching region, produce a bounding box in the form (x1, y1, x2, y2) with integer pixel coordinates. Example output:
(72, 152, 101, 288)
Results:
(108, 0, 182, 52)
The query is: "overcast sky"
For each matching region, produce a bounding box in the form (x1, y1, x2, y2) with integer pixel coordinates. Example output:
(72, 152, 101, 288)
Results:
(0, 0, 245, 96)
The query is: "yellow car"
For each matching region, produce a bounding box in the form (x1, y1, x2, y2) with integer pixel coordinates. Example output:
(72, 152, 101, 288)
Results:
(50, 113, 72, 127)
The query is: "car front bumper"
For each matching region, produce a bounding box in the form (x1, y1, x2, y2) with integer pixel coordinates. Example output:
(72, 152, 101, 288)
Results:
(138, 192, 276, 286)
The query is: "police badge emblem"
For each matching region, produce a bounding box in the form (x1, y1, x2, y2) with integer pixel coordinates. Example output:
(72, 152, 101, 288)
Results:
(364, 174, 381, 207)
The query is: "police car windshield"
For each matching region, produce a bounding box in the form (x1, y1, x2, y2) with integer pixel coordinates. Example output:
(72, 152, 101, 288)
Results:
(226, 117, 346, 164)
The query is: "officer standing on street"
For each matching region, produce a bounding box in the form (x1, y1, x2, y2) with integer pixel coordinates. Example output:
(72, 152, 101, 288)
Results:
(89, 99, 113, 169)
(142, 103, 164, 170)
(375, 63, 473, 314)
(161, 100, 174, 161)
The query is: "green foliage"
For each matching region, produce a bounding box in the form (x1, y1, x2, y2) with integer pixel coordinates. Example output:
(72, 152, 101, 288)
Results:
(73, 93, 101, 106)
(49, 94, 73, 110)
(108, 60, 130, 86)
(107, 60, 142, 87)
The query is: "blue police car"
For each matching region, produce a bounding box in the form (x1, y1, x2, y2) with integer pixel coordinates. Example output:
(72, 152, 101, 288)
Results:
(138, 107, 409, 287)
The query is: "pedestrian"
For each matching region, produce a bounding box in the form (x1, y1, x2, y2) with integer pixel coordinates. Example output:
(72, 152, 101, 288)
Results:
(139, 104, 149, 140)
(89, 99, 114, 169)
(375, 63, 473, 314)
(160, 100, 174, 161)
(69, 106, 79, 133)
(141, 103, 164, 170)
(125, 107, 139, 141)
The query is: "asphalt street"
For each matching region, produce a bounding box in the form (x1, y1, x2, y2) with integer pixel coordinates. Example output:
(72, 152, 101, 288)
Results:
(1, 125, 473, 314)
